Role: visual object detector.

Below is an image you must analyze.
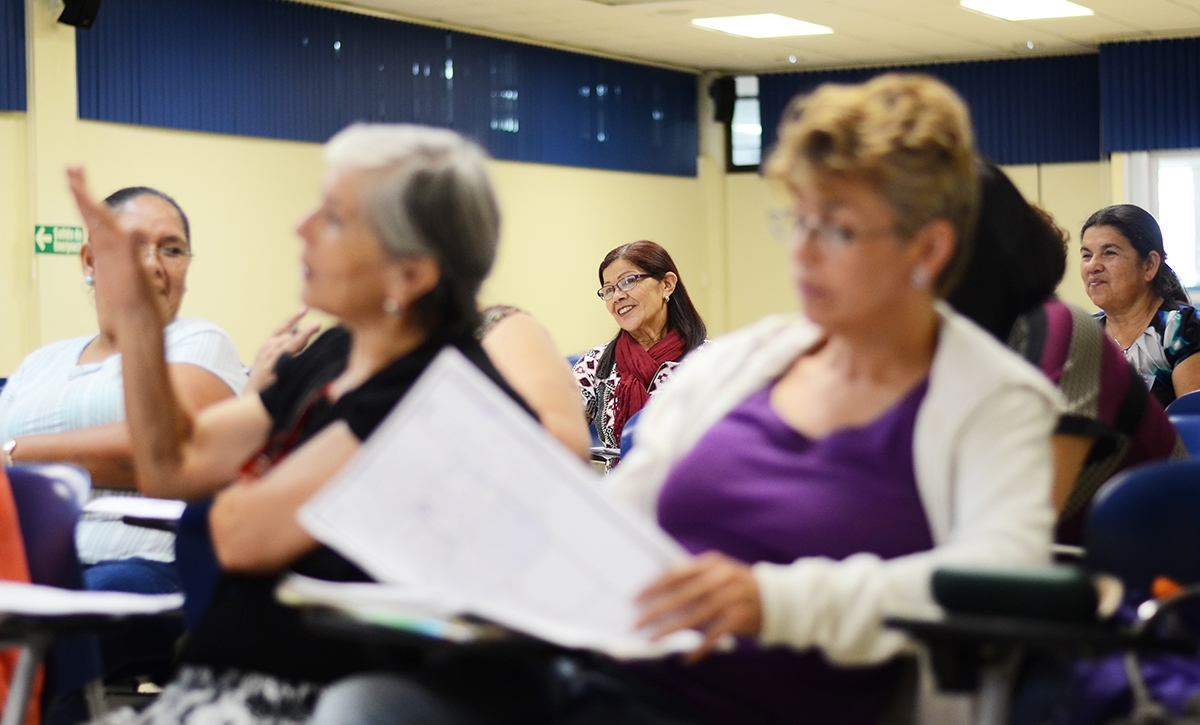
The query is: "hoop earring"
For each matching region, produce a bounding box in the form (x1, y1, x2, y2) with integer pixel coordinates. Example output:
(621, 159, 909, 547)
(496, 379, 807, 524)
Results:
(382, 298, 401, 315)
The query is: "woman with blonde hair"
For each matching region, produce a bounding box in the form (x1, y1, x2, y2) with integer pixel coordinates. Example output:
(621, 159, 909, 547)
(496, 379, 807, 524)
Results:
(312, 74, 1060, 725)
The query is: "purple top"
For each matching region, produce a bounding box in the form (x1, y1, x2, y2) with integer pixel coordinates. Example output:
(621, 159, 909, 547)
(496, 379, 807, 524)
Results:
(632, 381, 934, 725)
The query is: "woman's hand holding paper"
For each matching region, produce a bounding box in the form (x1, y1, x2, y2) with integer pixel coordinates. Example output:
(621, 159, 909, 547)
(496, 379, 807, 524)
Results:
(636, 551, 762, 665)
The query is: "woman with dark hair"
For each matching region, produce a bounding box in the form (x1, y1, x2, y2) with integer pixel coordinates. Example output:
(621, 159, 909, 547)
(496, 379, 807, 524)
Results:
(0, 186, 246, 684)
(1081, 204, 1200, 407)
(948, 164, 1182, 544)
(573, 240, 707, 451)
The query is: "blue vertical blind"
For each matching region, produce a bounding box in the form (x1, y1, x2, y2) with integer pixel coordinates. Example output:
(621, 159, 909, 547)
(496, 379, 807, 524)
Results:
(75, 0, 697, 176)
(0, 0, 25, 112)
(1100, 38, 1200, 154)
(760, 55, 1101, 166)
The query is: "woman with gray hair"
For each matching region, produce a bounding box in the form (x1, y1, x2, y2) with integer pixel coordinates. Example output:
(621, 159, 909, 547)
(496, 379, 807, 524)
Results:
(67, 123, 527, 723)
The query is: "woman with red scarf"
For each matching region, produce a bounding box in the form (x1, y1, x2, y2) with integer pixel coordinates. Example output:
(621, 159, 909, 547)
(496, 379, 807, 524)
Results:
(573, 240, 707, 454)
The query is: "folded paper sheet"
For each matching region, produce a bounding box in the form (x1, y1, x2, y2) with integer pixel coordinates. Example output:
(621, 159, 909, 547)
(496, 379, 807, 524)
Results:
(83, 497, 186, 521)
(298, 348, 699, 658)
(0, 581, 182, 617)
(277, 574, 497, 644)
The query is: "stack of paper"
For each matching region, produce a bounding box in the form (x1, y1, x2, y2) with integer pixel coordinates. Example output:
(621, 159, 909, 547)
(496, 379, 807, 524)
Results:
(277, 574, 498, 644)
(298, 348, 700, 659)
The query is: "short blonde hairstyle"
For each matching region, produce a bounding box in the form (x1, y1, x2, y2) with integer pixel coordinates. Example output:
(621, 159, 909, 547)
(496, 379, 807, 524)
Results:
(764, 74, 979, 293)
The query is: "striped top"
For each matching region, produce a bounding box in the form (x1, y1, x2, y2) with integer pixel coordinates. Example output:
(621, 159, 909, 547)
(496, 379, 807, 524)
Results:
(0, 318, 248, 564)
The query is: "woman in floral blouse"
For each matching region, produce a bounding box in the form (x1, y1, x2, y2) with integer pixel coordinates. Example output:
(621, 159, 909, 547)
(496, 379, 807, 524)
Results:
(1080, 204, 1200, 408)
(573, 240, 707, 452)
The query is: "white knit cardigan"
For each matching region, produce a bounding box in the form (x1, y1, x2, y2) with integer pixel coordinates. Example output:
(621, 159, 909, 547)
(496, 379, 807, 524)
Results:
(608, 303, 1063, 665)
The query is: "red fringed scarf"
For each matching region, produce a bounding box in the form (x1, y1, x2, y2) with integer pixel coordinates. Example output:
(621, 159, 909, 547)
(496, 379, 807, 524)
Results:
(612, 328, 685, 443)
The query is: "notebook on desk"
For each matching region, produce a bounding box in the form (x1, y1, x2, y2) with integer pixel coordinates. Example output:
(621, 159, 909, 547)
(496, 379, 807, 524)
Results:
(276, 574, 506, 645)
(295, 347, 704, 660)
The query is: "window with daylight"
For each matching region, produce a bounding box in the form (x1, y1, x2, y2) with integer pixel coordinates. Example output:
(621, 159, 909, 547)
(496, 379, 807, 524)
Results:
(728, 75, 762, 171)
(1125, 151, 1200, 290)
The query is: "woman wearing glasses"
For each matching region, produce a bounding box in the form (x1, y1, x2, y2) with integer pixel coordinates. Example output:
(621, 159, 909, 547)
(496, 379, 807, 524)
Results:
(590, 75, 1060, 723)
(309, 75, 1060, 725)
(573, 241, 707, 453)
(0, 187, 246, 683)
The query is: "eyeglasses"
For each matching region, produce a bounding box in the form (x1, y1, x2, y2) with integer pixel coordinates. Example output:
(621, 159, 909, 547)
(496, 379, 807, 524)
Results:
(769, 209, 895, 251)
(138, 240, 192, 268)
(597, 273, 653, 301)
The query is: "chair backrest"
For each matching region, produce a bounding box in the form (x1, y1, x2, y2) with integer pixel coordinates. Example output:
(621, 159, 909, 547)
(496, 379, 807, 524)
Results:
(175, 498, 221, 628)
(5, 464, 90, 588)
(619, 409, 642, 458)
(1085, 459, 1200, 592)
(1167, 390, 1200, 416)
(1170, 415, 1200, 457)
(566, 354, 604, 448)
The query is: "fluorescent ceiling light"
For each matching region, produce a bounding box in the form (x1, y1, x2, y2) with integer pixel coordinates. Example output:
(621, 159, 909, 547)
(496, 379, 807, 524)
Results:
(960, 0, 1093, 21)
(691, 14, 833, 39)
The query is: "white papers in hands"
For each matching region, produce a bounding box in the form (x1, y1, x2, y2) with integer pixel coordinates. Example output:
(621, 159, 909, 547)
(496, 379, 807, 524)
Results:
(0, 581, 182, 617)
(298, 348, 699, 659)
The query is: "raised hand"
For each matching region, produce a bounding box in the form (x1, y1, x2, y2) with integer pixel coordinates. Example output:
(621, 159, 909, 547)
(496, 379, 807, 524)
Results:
(636, 550, 763, 664)
(66, 166, 147, 313)
(246, 306, 322, 394)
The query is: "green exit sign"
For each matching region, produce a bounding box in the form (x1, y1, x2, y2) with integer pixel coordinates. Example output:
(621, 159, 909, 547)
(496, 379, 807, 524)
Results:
(34, 225, 84, 255)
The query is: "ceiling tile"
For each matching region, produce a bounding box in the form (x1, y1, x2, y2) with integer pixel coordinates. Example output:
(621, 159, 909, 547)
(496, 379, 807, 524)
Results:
(335, 0, 1200, 71)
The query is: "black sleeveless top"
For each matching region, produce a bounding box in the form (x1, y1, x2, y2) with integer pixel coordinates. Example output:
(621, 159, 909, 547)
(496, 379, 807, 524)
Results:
(182, 327, 530, 683)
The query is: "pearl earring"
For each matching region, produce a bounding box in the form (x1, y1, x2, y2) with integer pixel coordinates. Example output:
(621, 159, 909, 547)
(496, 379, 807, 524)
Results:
(910, 268, 930, 290)
(382, 298, 401, 315)
(84, 275, 94, 286)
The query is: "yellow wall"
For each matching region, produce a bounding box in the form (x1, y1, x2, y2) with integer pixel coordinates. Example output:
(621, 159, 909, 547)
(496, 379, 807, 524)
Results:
(6, 104, 1116, 376)
(484, 161, 707, 356)
(1, 1, 719, 370)
(4, 1, 713, 372)
(997, 162, 1111, 312)
(0, 113, 29, 376)
(12, 123, 710, 369)
(715, 161, 1113, 328)
(73, 121, 325, 358)
(1040, 162, 1111, 311)
(8, 1, 1119, 374)
(724, 172, 796, 330)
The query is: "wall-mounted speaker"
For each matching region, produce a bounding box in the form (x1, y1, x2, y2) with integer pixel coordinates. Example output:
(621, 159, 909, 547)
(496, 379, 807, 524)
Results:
(709, 77, 736, 125)
(58, 0, 102, 28)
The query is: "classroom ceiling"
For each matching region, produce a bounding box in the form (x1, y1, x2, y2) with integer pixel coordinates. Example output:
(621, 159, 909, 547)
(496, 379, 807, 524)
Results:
(330, 0, 1200, 72)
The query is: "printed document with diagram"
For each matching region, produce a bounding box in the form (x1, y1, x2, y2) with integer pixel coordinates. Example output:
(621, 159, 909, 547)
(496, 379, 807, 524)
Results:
(297, 348, 700, 658)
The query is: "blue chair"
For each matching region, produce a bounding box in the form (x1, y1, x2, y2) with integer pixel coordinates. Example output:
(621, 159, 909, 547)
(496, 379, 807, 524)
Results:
(888, 459, 1200, 725)
(619, 410, 642, 459)
(175, 498, 221, 629)
(2, 464, 103, 725)
(8, 464, 90, 589)
(1085, 459, 1200, 592)
(1167, 390, 1200, 416)
(1171, 415, 1200, 457)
